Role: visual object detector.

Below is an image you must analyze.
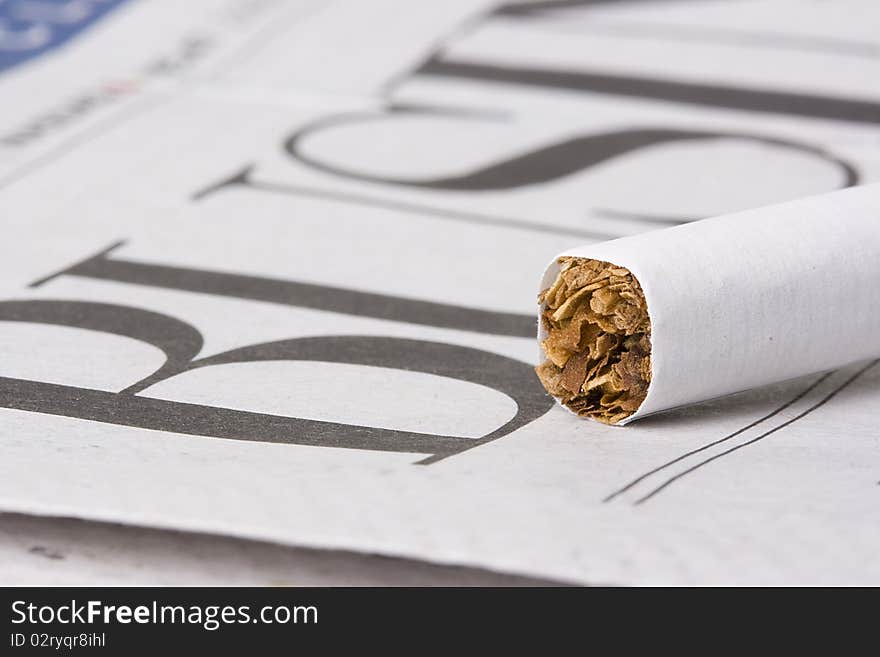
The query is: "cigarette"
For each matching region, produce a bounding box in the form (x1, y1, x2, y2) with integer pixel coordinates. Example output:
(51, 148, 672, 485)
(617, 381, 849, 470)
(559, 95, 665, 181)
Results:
(536, 184, 880, 425)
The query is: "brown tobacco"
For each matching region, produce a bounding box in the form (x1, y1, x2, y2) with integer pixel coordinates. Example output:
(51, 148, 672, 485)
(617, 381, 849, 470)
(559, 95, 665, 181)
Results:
(536, 257, 652, 424)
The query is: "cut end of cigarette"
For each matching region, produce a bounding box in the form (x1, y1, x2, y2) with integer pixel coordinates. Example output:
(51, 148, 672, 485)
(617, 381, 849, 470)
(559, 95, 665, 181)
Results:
(536, 257, 652, 424)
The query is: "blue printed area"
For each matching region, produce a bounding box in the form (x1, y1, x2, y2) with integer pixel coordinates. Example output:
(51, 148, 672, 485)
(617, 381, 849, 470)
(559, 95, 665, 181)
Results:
(0, 0, 134, 76)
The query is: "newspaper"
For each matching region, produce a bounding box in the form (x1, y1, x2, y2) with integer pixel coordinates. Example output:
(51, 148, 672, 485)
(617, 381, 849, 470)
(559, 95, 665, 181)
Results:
(1, 0, 879, 585)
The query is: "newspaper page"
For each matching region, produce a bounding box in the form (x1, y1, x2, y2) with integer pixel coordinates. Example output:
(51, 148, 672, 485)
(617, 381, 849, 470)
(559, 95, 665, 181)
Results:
(1, 0, 879, 585)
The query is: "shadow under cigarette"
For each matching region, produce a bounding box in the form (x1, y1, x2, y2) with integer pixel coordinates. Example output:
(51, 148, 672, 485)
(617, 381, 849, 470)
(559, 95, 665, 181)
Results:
(603, 358, 880, 505)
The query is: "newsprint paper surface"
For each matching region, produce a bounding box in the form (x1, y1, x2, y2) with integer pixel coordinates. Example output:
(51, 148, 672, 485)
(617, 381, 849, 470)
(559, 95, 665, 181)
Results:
(1, 0, 879, 585)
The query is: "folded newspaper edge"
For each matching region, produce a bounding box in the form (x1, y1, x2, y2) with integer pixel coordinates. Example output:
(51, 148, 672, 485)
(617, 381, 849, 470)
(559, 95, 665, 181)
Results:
(537, 184, 880, 425)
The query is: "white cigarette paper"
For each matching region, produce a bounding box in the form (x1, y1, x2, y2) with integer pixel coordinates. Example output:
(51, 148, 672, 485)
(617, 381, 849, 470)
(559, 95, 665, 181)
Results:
(537, 184, 880, 425)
